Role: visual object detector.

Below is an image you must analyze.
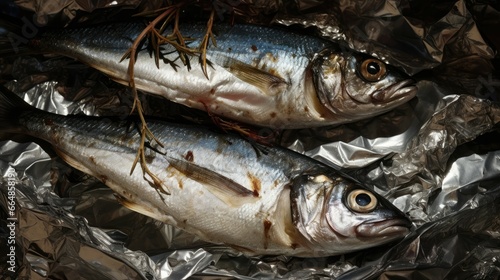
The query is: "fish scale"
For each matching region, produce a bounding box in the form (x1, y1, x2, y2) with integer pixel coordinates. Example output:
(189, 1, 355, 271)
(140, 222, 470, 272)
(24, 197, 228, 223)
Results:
(0, 86, 411, 257)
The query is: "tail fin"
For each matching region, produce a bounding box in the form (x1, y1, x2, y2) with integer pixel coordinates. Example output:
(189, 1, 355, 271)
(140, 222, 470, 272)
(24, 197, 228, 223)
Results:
(0, 84, 33, 133)
(0, 15, 39, 56)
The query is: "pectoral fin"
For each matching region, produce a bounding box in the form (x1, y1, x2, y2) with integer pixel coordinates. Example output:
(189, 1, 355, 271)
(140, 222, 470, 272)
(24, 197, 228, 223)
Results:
(114, 194, 176, 225)
(115, 194, 157, 218)
(221, 57, 288, 96)
(168, 157, 258, 206)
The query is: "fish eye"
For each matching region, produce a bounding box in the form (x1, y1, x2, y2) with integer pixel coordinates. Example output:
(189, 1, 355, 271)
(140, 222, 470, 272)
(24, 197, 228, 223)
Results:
(359, 58, 387, 82)
(346, 189, 378, 213)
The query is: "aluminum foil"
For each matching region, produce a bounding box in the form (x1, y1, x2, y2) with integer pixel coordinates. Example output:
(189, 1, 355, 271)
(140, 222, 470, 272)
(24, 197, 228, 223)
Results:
(2, 0, 500, 279)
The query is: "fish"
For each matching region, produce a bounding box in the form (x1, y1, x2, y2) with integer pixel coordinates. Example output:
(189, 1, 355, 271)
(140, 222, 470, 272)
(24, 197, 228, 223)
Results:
(0, 85, 410, 257)
(4, 20, 417, 129)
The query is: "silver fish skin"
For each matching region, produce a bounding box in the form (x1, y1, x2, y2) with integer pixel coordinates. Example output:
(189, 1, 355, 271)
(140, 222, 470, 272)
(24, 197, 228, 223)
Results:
(0, 87, 410, 257)
(30, 22, 417, 128)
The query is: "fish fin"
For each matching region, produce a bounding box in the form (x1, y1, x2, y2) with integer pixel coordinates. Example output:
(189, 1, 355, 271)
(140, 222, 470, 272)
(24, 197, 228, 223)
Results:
(114, 192, 177, 225)
(221, 57, 288, 96)
(168, 157, 258, 206)
(114, 194, 161, 219)
(0, 84, 35, 133)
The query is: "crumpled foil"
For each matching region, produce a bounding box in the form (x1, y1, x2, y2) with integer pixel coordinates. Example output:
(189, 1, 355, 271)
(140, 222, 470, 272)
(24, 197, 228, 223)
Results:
(2, 0, 500, 279)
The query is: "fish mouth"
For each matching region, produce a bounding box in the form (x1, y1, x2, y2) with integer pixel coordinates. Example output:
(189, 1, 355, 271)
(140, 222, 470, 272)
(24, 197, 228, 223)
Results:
(371, 79, 418, 103)
(356, 218, 411, 238)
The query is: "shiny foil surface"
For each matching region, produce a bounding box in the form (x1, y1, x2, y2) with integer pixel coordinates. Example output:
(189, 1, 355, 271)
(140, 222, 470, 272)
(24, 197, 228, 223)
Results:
(1, 0, 500, 279)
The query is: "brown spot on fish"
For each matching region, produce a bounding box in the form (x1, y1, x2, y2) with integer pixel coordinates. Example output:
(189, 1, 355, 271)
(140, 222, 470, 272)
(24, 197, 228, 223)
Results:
(227, 47, 232, 52)
(145, 154, 155, 164)
(265, 53, 278, 63)
(304, 106, 309, 113)
(44, 118, 53, 126)
(120, 134, 128, 142)
(268, 68, 278, 76)
(216, 138, 232, 154)
(247, 173, 261, 197)
(215, 146, 223, 154)
(50, 132, 62, 146)
(251, 45, 258, 52)
(184, 151, 194, 162)
(210, 88, 216, 95)
(273, 180, 279, 188)
(291, 243, 298, 249)
(263, 219, 272, 249)
(270, 112, 277, 118)
(178, 179, 183, 189)
(89, 156, 96, 165)
(99, 174, 108, 184)
(121, 190, 133, 200)
(166, 165, 175, 173)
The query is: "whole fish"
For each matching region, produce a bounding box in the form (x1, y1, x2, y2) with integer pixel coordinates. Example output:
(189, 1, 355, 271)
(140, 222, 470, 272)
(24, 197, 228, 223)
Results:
(7, 20, 417, 128)
(0, 86, 410, 257)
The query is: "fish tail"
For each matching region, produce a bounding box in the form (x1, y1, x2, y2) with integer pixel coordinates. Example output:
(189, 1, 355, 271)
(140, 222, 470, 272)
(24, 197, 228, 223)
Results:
(0, 84, 32, 133)
(0, 14, 40, 57)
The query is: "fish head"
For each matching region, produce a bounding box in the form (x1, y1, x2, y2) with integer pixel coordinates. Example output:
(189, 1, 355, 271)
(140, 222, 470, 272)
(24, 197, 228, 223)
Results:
(312, 49, 417, 120)
(291, 173, 411, 255)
